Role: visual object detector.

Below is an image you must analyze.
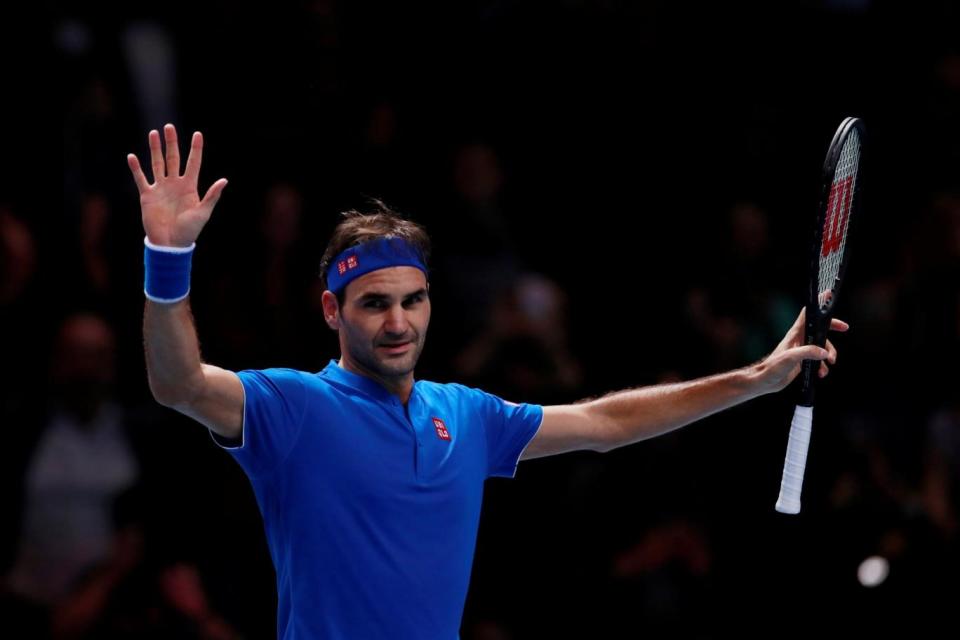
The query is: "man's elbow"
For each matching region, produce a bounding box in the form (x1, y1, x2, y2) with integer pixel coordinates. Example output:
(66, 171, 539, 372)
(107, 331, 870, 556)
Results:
(586, 408, 622, 454)
(148, 383, 186, 409)
(592, 435, 619, 454)
(147, 373, 203, 409)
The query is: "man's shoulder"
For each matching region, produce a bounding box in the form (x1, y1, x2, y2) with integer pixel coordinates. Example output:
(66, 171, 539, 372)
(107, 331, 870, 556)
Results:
(237, 367, 328, 396)
(238, 367, 319, 381)
(423, 381, 529, 410)
(417, 378, 467, 394)
(416, 380, 498, 405)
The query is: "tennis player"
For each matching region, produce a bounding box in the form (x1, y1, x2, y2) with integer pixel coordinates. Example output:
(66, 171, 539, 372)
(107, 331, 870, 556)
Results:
(128, 124, 848, 639)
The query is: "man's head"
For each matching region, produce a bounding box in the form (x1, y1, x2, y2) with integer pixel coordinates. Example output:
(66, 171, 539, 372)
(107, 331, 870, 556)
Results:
(319, 201, 432, 383)
(51, 312, 117, 423)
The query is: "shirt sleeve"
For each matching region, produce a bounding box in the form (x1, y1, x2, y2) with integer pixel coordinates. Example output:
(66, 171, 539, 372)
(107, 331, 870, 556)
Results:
(458, 385, 544, 478)
(210, 368, 308, 477)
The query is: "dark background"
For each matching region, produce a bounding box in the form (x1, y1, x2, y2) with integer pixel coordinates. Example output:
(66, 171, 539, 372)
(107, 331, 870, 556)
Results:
(2, 1, 959, 637)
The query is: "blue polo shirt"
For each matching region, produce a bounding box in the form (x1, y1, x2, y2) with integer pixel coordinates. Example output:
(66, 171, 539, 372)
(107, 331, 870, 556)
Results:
(213, 360, 544, 640)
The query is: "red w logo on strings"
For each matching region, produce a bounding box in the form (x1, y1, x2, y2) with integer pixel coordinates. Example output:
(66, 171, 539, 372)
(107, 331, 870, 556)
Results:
(821, 176, 853, 257)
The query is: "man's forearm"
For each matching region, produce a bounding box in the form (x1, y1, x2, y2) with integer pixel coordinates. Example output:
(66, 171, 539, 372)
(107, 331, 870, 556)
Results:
(143, 299, 205, 406)
(587, 365, 764, 451)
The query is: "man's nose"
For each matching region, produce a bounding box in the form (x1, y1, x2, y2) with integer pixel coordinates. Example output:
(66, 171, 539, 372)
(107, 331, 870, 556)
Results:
(384, 305, 409, 334)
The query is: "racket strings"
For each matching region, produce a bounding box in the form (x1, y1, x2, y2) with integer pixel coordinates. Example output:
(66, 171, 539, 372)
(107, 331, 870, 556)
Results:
(817, 128, 861, 307)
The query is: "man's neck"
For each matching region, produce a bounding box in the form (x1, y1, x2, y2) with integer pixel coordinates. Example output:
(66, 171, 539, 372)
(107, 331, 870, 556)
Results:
(338, 357, 414, 405)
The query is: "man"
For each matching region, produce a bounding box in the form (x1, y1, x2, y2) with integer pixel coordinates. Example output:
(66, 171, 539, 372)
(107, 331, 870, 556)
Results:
(127, 124, 846, 639)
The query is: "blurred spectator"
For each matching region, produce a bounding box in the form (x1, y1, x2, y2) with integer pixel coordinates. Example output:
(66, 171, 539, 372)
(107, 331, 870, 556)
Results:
(901, 191, 960, 406)
(61, 193, 139, 312)
(683, 201, 796, 374)
(120, 20, 178, 131)
(0, 207, 44, 413)
(453, 272, 583, 404)
(433, 142, 527, 343)
(350, 100, 406, 199)
(0, 207, 37, 306)
(206, 181, 327, 370)
(921, 395, 960, 540)
(605, 518, 714, 638)
(2, 314, 140, 630)
(51, 502, 240, 640)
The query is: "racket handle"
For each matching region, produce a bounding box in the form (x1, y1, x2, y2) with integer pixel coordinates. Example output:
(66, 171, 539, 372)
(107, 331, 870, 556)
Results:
(775, 405, 814, 515)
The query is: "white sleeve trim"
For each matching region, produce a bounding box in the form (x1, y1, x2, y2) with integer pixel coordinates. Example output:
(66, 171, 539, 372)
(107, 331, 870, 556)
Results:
(209, 377, 248, 450)
(506, 407, 545, 478)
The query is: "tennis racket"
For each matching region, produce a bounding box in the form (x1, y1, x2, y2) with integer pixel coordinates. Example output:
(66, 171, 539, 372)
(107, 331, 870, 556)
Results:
(775, 117, 864, 515)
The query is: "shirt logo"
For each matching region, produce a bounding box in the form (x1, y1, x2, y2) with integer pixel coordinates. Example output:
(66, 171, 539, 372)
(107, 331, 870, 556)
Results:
(337, 255, 360, 275)
(432, 417, 451, 441)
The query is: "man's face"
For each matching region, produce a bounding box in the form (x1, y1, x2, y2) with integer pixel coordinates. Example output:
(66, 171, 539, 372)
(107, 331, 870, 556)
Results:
(331, 266, 430, 381)
(51, 314, 116, 422)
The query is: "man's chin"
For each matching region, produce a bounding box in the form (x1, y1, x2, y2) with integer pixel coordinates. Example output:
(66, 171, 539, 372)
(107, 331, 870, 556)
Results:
(374, 353, 417, 376)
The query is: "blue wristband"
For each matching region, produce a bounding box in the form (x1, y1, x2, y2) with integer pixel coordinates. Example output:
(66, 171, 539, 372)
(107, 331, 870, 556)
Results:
(144, 237, 195, 303)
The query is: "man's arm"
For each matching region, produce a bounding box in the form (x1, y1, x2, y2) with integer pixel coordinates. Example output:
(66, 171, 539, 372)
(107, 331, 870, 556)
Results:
(144, 300, 243, 440)
(130, 124, 241, 439)
(521, 310, 848, 459)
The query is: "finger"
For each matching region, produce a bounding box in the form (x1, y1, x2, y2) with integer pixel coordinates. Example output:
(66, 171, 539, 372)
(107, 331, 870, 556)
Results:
(785, 307, 808, 345)
(789, 307, 806, 333)
(164, 124, 181, 177)
(790, 344, 830, 362)
(148, 129, 165, 182)
(775, 307, 805, 351)
(819, 361, 829, 378)
(830, 317, 850, 332)
(825, 338, 837, 365)
(183, 131, 203, 183)
(127, 154, 150, 193)
(199, 178, 228, 211)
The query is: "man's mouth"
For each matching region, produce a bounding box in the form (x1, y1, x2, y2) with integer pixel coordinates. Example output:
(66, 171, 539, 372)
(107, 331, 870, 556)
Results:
(379, 342, 411, 354)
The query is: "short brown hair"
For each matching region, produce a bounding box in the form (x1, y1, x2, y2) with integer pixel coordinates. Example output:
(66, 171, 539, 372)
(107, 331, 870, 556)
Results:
(319, 199, 431, 303)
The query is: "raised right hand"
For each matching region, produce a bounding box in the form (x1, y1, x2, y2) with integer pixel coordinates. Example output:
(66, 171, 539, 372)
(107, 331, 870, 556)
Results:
(127, 124, 228, 247)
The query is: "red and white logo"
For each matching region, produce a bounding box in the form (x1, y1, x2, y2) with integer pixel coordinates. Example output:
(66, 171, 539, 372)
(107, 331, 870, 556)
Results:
(432, 417, 451, 441)
(821, 176, 853, 257)
(337, 255, 360, 275)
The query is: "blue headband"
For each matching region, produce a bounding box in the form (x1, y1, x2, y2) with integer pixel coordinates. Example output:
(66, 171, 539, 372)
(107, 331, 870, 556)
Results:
(326, 237, 428, 295)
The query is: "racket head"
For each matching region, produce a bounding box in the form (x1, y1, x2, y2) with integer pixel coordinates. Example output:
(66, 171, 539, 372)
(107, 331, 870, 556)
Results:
(807, 117, 864, 336)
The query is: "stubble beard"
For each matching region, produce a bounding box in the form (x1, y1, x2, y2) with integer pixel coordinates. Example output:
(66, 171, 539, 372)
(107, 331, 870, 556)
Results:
(356, 332, 425, 381)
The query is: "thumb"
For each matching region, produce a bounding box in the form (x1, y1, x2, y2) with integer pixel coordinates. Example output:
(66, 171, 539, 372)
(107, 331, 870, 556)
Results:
(200, 178, 228, 210)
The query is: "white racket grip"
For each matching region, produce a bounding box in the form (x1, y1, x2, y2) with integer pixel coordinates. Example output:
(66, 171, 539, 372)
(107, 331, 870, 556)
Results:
(775, 405, 814, 514)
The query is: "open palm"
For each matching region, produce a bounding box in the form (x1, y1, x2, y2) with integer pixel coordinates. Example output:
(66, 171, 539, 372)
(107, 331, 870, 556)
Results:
(127, 124, 227, 247)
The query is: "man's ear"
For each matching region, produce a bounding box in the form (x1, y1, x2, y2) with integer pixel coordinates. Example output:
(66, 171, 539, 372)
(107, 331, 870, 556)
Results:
(321, 290, 341, 331)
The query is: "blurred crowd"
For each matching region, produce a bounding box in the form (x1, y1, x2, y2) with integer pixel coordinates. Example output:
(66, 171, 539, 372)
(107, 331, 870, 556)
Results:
(3, 1, 959, 638)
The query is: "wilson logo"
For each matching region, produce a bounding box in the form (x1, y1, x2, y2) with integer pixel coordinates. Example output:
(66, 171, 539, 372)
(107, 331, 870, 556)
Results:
(432, 417, 451, 441)
(821, 176, 853, 257)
